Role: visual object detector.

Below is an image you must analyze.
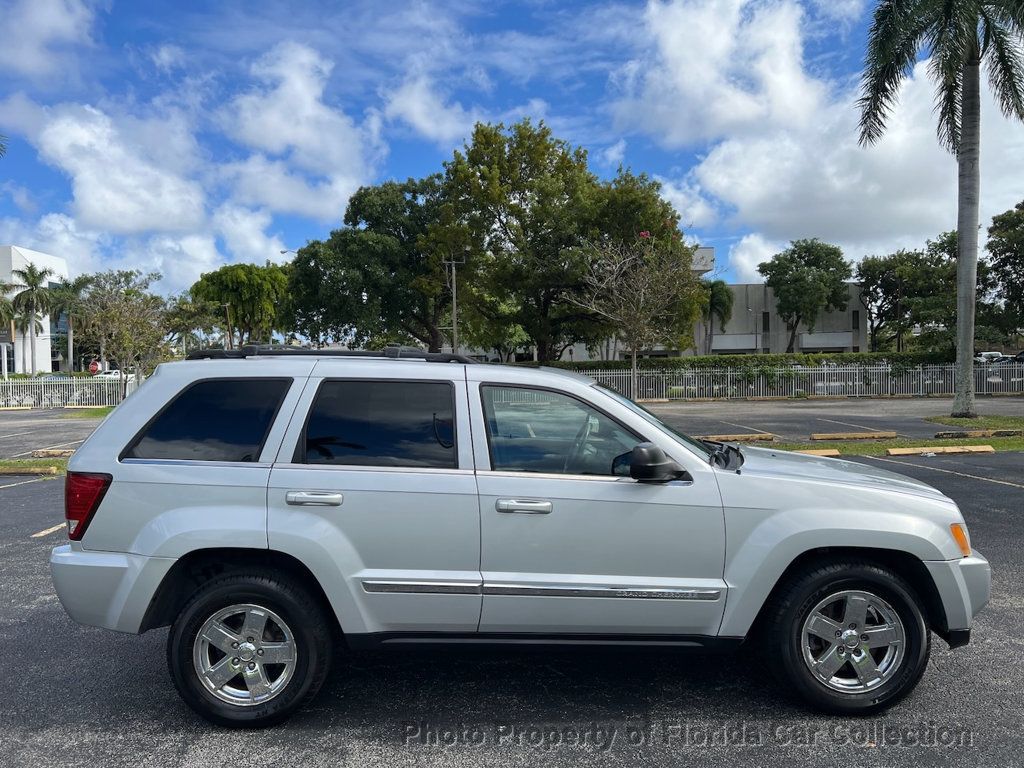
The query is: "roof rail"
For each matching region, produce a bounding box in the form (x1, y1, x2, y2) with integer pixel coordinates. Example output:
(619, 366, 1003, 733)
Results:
(184, 344, 477, 364)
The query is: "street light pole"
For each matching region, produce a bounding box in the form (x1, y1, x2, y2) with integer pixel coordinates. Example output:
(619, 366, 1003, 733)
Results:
(443, 249, 467, 354)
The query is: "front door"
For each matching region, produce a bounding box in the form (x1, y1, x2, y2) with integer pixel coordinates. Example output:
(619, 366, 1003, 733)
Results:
(470, 380, 727, 637)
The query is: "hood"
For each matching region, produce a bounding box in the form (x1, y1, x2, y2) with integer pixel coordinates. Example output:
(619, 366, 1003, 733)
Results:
(736, 446, 949, 501)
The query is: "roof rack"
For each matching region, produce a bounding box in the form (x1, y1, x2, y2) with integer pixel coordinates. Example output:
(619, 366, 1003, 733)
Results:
(185, 344, 476, 364)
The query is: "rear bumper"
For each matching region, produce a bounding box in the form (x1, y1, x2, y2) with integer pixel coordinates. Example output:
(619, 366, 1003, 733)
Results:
(924, 551, 991, 644)
(50, 545, 175, 633)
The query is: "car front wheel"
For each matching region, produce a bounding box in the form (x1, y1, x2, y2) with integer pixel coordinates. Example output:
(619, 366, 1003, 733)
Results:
(167, 571, 333, 727)
(764, 560, 931, 714)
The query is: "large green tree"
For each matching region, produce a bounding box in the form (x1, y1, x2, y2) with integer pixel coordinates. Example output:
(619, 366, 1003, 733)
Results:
(288, 176, 457, 351)
(11, 263, 54, 374)
(191, 262, 288, 347)
(444, 120, 686, 361)
(986, 199, 1024, 335)
(758, 239, 853, 353)
(48, 275, 92, 371)
(858, 0, 1024, 416)
(79, 271, 168, 377)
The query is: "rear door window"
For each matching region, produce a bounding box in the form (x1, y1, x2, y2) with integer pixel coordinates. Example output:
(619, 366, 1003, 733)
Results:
(300, 380, 456, 468)
(123, 378, 290, 462)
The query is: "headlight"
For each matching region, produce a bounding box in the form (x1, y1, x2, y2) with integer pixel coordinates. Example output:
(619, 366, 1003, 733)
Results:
(949, 523, 972, 557)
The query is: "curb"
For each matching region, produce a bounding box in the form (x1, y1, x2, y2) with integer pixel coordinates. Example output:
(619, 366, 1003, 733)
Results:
(933, 429, 1024, 438)
(696, 433, 775, 443)
(810, 431, 897, 441)
(886, 445, 995, 456)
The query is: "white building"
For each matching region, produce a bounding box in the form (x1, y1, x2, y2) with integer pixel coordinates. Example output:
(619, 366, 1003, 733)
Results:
(1, 246, 70, 375)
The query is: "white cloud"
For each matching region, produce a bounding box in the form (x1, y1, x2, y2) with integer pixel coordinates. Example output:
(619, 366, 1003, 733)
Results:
(657, 176, 717, 229)
(32, 104, 206, 234)
(136, 234, 223, 290)
(222, 41, 378, 220)
(0, 0, 97, 78)
(612, 0, 827, 146)
(599, 138, 627, 167)
(150, 44, 186, 73)
(213, 204, 287, 264)
(810, 0, 866, 24)
(0, 182, 36, 214)
(728, 233, 782, 282)
(384, 74, 478, 145)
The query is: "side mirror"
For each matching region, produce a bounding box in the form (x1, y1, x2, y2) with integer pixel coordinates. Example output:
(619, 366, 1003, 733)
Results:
(629, 442, 688, 483)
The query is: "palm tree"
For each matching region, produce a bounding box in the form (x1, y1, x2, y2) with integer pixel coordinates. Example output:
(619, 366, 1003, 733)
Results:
(49, 275, 92, 372)
(11, 264, 55, 374)
(858, 1, 1024, 417)
(701, 279, 734, 354)
(0, 134, 6, 158)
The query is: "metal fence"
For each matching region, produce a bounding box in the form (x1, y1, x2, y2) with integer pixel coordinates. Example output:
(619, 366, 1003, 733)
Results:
(575, 363, 1024, 401)
(0, 378, 139, 409)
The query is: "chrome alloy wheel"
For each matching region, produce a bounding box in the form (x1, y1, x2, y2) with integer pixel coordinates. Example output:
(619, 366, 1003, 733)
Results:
(192, 603, 297, 706)
(800, 589, 906, 694)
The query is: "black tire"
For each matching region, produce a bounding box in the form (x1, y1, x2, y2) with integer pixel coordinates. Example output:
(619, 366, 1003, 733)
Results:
(762, 560, 930, 715)
(167, 571, 333, 727)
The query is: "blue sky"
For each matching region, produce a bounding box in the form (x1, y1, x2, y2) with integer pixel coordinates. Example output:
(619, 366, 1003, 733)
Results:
(2, 0, 1022, 293)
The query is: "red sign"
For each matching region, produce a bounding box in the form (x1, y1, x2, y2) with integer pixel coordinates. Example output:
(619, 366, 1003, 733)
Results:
(88, 361, 100, 374)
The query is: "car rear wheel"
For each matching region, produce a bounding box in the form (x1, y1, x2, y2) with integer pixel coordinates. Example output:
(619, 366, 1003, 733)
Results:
(763, 560, 930, 714)
(167, 571, 333, 727)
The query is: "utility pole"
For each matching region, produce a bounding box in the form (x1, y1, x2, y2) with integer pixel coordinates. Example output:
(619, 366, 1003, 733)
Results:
(443, 249, 468, 354)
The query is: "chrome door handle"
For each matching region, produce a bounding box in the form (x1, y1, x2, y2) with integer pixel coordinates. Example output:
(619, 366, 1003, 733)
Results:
(285, 491, 344, 506)
(495, 499, 552, 514)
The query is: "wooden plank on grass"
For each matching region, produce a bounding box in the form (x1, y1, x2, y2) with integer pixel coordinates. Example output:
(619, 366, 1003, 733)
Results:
(0, 466, 58, 475)
(696, 433, 775, 442)
(795, 449, 842, 457)
(887, 445, 995, 456)
(31, 449, 75, 458)
(934, 429, 1024, 439)
(810, 431, 897, 441)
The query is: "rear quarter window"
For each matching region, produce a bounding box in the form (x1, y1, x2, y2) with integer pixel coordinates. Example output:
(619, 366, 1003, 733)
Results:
(122, 378, 291, 462)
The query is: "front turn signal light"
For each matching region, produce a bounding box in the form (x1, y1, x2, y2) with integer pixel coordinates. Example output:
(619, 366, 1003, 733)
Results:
(950, 523, 971, 557)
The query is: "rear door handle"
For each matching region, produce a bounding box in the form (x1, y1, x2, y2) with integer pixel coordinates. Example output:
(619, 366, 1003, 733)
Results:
(285, 491, 344, 506)
(495, 498, 552, 514)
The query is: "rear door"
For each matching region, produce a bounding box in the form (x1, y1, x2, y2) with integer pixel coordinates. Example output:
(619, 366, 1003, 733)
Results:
(267, 362, 481, 635)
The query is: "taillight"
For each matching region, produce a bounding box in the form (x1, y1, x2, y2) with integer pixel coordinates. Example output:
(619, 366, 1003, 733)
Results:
(64, 472, 112, 541)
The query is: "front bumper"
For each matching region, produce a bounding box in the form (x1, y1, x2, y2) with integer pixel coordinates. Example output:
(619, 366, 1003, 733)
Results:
(50, 545, 176, 633)
(924, 551, 991, 645)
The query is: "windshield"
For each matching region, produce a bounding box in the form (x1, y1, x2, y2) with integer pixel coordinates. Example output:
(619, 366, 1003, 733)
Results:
(596, 386, 712, 457)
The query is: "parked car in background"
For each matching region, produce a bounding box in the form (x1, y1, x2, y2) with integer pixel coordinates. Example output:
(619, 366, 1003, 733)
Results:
(51, 346, 991, 726)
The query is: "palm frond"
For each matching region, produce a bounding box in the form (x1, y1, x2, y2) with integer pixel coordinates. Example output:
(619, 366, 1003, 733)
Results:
(858, 0, 931, 146)
(982, 5, 1024, 121)
(926, 0, 978, 151)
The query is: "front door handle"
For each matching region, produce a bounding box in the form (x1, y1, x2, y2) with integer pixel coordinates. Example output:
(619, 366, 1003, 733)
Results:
(286, 491, 344, 506)
(495, 498, 552, 514)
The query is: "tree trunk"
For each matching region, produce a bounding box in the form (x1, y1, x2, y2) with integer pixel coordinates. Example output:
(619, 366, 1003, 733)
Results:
(20, 331, 27, 373)
(707, 319, 714, 355)
(29, 319, 37, 374)
(67, 318, 75, 373)
(786, 323, 798, 353)
(631, 348, 638, 401)
(952, 55, 981, 417)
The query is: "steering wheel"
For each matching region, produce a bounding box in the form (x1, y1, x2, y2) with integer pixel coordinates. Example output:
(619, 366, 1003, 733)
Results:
(563, 414, 594, 474)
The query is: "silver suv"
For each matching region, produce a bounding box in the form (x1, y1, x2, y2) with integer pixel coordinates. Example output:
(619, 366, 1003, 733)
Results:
(51, 347, 991, 727)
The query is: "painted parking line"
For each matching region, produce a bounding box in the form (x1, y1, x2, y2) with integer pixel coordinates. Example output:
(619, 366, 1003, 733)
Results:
(718, 420, 772, 435)
(31, 522, 66, 538)
(0, 477, 51, 490)
(0, 431, 37, 440)
(10, 439, 84, 458)
(818, 417, 893, 432)
(863, 456, 1024, 490)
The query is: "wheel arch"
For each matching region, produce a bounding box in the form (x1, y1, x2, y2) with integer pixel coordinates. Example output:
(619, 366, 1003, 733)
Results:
(140, 547, 342, 639)
(743, 546, 950, 642)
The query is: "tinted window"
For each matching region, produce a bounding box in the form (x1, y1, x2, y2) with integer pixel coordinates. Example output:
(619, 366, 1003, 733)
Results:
(125, 378, 290, 462)
(482, 386, 639, 475)
(302, 380, 456, 468)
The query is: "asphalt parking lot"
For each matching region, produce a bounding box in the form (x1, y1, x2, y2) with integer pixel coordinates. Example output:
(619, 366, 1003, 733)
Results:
(0, 410, 101, 459)
(0, 445, 1021, 767)
(646, 396, 1024, 440)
